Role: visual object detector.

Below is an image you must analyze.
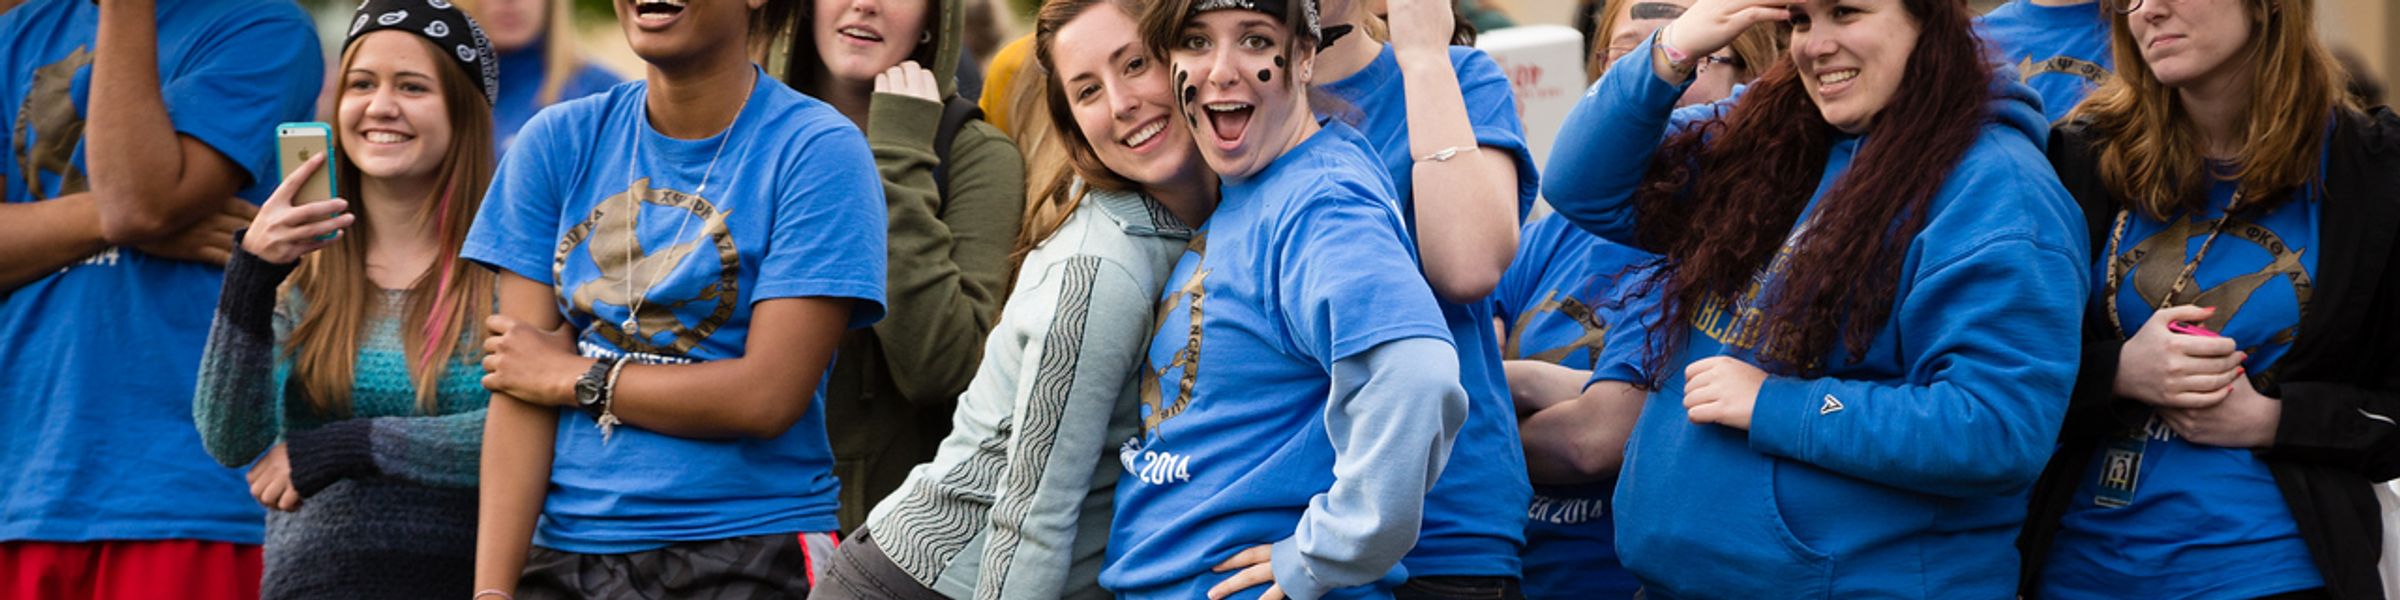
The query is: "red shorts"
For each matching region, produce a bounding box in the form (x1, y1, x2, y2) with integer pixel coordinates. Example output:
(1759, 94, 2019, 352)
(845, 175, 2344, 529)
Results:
(0, 540, 260, 600)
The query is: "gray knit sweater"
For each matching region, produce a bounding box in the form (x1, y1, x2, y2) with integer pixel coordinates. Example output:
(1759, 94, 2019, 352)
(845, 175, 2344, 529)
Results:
(191, 244, 486, 599)
(862, 185, 1193, 600)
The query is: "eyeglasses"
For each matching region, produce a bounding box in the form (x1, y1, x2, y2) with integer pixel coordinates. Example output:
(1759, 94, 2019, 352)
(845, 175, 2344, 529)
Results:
(2106, 0, 2188, 15)
(1600, 47, 1741, 71)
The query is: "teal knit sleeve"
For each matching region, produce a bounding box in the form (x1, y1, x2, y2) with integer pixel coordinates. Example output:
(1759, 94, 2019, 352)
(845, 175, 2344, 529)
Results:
(365, 408, 485, 488)
(287, 408, 485, 494)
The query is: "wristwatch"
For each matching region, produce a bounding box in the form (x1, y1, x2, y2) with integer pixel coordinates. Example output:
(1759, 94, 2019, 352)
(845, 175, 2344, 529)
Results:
(574, 359, 612, 416)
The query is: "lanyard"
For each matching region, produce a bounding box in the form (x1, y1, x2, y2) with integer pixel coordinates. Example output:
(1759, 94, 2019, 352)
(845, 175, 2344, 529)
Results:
(2101, 190, 2245, 337)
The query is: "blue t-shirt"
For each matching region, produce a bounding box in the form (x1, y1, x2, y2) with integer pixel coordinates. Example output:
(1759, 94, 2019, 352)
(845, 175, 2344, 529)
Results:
(0, 0, 320, 545)
(1488, 214, 1653, 599)
(1319, 42, 1541, 578)
(2043, 179, 2324, 600)
(493, 40, 622, 157)
(1103, 122, 1451, 600)
(1975, 0, 2113, 123)
(460, 70, 887, 553)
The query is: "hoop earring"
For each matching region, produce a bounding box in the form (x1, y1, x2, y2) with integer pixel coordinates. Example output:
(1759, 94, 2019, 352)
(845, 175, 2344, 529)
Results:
(921, 30, 933, 44)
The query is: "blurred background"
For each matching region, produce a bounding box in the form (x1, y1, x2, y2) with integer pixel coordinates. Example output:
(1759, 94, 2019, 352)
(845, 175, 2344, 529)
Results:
(291, 0, 2393, 114)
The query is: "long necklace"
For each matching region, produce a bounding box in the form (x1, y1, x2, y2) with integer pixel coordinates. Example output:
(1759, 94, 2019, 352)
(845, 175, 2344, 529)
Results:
(621, 74, 754, 335)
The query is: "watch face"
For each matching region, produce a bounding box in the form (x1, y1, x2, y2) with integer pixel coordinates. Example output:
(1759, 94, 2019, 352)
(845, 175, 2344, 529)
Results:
(576, 368, 604, 406)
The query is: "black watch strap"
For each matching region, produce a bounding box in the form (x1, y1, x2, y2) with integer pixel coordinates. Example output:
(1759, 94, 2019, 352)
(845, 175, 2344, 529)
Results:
(575, 359, 613, 415)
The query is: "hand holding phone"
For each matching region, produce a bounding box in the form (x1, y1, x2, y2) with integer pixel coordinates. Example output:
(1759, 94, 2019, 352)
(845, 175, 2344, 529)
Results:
(240, 153, 353, 264)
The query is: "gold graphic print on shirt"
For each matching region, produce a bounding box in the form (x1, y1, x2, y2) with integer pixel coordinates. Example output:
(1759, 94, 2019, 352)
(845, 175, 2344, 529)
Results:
(2017, 55, 2109, 86)
(1141, 236, 1208, 437)
(557, 178, 742, 357)
(1689, 235, 1814, 368)
(2115, 213, 2313, 336)
(13, 46, 93, 201)
(1504, 289, 1609, 370)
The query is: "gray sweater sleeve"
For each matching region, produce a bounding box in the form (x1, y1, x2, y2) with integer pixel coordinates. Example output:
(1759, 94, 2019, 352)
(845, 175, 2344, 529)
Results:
(972, 255, 1156, 600)
(1271, 337, 1469, 600)
(193, 244, 298, 467)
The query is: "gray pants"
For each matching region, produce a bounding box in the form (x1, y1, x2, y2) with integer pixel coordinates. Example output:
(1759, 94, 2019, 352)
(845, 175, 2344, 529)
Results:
(518, 531, 840, 600)
(810, 529, 952, 600)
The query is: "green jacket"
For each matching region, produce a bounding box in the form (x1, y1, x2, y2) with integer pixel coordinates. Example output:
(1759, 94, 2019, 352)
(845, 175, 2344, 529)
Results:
(814, 0, 1027, 532)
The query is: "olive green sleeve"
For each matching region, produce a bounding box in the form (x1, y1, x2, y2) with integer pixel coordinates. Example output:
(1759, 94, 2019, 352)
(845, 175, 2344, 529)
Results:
(866, 92, 1027, 406)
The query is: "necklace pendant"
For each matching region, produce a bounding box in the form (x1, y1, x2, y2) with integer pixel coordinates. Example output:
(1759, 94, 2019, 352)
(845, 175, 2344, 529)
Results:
(622, 317, 640, 333)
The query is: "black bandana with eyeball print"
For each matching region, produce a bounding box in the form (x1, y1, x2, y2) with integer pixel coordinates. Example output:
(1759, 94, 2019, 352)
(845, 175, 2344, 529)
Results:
(1186, 0, 1355, 50)
(345, 0, 498, 106)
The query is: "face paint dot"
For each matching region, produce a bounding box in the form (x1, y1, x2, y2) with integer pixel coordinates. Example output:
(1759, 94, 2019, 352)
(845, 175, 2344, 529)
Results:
(1183, 85, 1198, 104)
(1274, 56, 1287, 68)
(1258, 69, 1273, 82)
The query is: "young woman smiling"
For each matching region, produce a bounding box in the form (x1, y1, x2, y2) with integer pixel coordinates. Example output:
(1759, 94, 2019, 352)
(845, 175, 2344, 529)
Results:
(463, 0, 889, 595)
(2021, 0, 2400, 597)
(1542, 0, 2088, 595)
(1100, 0, 1468, 598)
(811, 0, 1219, 597)
(1495, 4, 1775, 595)
(191, 1, 497, 596)
(774, 0, 1030, 532)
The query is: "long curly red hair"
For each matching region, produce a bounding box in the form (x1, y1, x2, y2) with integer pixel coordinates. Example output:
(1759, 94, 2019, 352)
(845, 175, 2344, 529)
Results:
(1630, 0, 1993, 378)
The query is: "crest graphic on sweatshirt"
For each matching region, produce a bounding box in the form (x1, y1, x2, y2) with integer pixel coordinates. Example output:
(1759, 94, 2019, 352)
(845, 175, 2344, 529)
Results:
(558, 178, 741, 357)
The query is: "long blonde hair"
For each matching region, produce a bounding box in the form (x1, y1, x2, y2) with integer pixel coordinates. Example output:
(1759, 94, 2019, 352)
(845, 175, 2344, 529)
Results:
(286, 36, 497, 417)
(2070, 0, 2353, 219)
(455, 0, 596, 105)
(532, 0, 587, 105)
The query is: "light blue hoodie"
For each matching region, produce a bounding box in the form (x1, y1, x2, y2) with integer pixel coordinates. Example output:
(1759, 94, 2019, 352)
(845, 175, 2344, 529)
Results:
(1541, 35, 2089, 598)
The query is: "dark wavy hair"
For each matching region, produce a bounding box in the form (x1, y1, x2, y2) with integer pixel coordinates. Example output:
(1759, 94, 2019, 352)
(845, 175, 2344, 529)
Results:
(1630, 0, 1992, 378)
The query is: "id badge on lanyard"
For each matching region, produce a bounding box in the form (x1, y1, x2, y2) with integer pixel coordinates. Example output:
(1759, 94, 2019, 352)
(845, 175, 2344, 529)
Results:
(2093, 415, 2165, 508)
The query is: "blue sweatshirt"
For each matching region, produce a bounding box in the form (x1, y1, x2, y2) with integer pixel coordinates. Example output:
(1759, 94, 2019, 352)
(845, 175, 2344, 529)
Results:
(1541, 36, 2089, 598)
(1104, 122, 1468, 600)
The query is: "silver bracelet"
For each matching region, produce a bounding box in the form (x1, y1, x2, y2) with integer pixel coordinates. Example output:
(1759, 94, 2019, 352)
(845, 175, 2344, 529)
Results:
(1416, 145, 1478, 162)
